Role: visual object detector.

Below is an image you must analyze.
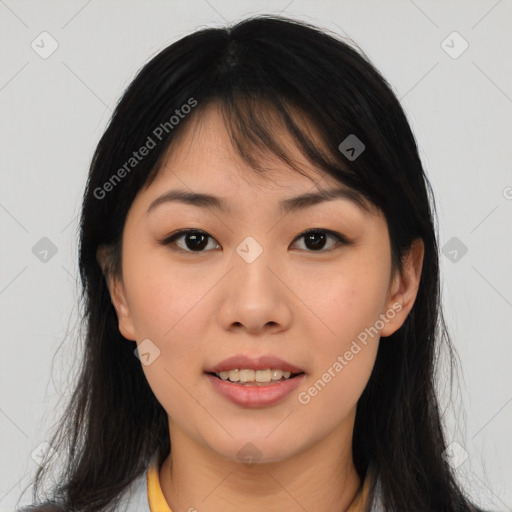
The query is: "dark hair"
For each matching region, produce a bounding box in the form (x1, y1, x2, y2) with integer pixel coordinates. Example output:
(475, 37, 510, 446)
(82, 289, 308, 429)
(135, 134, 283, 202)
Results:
(19, 14, 486, 512)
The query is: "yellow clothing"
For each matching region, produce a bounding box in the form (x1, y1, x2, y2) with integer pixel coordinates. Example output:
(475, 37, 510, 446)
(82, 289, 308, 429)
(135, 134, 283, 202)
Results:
(147, 459, 172, 512)
(147, 458, 370, 512)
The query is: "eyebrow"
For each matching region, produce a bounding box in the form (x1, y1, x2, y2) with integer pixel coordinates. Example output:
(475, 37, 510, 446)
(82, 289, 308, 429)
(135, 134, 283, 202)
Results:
(146, 187, 367, 215)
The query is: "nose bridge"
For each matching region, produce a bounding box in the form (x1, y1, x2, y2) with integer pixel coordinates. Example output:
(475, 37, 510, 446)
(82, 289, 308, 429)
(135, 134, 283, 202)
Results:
(216, 233, 292, 333)
(232, 234, 276, 294)
(236, 234, 267, 266)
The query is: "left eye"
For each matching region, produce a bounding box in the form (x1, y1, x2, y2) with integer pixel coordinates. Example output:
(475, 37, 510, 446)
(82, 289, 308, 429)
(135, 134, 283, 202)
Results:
(291, 229, 348, 251)
(162, 229, 348, 253)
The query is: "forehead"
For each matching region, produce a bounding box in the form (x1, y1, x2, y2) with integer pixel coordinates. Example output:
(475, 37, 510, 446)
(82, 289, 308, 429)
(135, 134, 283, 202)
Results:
(134, 103, 381, 223)
(147, 102, 349, 196)
(127, 103, 381, 229)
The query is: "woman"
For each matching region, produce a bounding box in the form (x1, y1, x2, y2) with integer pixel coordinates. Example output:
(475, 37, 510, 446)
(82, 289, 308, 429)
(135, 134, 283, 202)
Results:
(19, 15, 487, 512)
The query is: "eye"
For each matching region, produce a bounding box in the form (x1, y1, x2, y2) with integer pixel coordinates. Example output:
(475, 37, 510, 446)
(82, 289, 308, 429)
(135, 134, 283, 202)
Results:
(161, 228, 349, 254)
(291, 229, 349, 252)
(162, 229, 220, 253)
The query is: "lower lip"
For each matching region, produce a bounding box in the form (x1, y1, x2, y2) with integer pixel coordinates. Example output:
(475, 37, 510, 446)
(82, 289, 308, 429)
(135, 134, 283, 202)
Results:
(205, 373, 306, 408)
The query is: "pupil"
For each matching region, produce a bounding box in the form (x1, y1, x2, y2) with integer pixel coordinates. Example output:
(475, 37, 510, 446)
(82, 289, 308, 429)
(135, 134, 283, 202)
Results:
(186, 232, 208, 251)
(305, 232, 326, 250)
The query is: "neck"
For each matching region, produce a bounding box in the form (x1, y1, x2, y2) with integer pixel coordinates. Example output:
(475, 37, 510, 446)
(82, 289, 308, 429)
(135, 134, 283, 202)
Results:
(159, 409, 362, 512)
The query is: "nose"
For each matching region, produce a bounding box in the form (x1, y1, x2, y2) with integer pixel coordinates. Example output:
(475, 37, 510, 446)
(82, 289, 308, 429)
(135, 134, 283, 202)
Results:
(216, 240, 293, 335)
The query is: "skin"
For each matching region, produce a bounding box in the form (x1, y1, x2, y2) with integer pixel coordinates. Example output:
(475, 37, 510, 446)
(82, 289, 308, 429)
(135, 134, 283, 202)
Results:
(98, 104, 424, 512)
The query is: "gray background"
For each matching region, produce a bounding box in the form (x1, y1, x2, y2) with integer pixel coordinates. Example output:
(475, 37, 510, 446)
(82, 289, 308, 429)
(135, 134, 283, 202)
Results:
(1, 0, 511, 510)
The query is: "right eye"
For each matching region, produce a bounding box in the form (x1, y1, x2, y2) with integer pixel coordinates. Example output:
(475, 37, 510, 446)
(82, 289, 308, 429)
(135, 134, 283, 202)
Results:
(161, 229, 221, 253)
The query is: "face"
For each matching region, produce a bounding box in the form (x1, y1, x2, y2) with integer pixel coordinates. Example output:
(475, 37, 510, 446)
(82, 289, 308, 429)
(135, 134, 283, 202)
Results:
(99, 104, 422, 465)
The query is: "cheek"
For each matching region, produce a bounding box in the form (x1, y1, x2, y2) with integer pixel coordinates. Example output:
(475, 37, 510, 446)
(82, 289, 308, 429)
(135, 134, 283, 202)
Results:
(303, 257, 390, 350)
(122, 254, 210, 411)
(122, 245, 217, 371)
(296, 256, 389, 410)
(122, 245, 207, 340)
(297, 283, 382, 424)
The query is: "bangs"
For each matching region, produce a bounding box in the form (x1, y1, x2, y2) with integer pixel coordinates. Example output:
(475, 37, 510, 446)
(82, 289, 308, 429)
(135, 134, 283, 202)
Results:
(148, 91, 374, 214)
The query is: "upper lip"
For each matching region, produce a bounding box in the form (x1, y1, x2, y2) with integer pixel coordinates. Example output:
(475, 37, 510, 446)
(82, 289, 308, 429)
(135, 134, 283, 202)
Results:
(205, 354, 306, 374)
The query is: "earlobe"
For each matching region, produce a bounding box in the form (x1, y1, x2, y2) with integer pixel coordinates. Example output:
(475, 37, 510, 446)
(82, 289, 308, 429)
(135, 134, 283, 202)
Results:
(96, 245, 138, 341)
(380, 238, 424, 337)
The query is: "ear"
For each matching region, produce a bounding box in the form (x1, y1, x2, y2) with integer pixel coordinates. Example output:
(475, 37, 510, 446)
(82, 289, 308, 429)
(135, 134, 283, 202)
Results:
(380, 238, 424, 337)
(96, 245, 138, 341)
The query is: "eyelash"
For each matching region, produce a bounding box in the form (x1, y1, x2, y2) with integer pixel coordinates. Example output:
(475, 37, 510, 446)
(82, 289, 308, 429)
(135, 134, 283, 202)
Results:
(161, 228, 350, 254)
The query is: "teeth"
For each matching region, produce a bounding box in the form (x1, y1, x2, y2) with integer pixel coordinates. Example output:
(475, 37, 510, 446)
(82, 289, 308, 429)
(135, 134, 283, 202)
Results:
(217, 368, 293, 383)
(240, 369, 255, 383)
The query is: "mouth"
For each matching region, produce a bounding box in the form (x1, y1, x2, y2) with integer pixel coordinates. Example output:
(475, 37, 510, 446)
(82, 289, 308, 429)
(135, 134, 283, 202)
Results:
(205, 369, 306, 386)
(205, 368, 307, 408)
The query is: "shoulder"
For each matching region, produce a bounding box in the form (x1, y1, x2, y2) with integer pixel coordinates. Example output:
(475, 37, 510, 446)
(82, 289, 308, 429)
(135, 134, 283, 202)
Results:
(114, 469, 150, 511)
(16, 468, 150, 512)
(364, 471, 385, 512)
